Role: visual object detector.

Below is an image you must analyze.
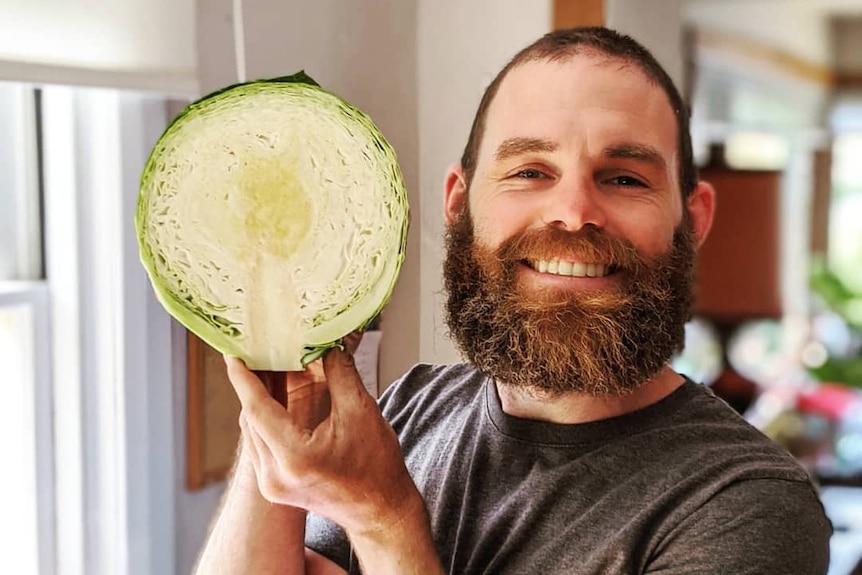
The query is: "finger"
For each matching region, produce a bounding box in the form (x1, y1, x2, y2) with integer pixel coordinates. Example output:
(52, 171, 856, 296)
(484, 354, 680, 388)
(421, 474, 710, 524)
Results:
(322, 347, 372, 413)
(343, 331, 363, 355)
(251, 429, 291, 503)
(286, 381, 331, 431)
(301, 359, 326, 384)
(224, 356, 272, 407)
(241, 413, 288, 501)
(225, 356, 294, 434)
(238, 413, 261, 467)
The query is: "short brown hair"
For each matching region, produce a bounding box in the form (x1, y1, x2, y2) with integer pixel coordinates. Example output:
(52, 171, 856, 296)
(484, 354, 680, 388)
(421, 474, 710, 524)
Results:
(459, 27, 697, 198)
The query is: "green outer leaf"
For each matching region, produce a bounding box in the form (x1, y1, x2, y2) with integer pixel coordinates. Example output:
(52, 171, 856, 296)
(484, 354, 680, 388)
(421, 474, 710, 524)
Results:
(270, 71, 321, 87)
(135, 71, 408, 368)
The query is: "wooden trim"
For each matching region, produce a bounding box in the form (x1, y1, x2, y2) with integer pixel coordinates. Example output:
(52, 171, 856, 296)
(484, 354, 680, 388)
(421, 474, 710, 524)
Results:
(836, 72, 862, 90)
(696, 28, 835, 87)
(186, 331, 206, 489)
(186, 330, 240, 490)
(553, 0, 604, 30)
(810, 148, 833, 256)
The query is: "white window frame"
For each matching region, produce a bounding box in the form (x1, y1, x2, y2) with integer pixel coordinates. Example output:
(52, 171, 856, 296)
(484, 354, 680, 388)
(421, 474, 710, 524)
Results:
(41, 86, 176, 575)
(0, 281, 55, 575)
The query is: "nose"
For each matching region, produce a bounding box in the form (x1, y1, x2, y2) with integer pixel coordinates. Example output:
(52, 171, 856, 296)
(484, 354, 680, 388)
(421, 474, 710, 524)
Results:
(542, 174, 607, 231)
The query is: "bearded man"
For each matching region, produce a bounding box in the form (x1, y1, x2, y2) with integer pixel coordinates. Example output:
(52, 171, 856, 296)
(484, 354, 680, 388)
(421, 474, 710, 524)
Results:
(196, 27, 832, 575)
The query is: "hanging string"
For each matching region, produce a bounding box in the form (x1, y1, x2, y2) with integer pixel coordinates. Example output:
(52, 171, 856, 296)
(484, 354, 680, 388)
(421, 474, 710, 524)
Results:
(233, 0, 247, 83)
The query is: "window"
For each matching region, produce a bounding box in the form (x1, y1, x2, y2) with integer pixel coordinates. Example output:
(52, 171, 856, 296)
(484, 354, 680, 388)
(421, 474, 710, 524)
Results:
(0, 285, 53, 575)
(0, 82, 42, 282)
(0, 81, 52, 575)
(830, 132, 862, 295)
(1, 81, 178, 575)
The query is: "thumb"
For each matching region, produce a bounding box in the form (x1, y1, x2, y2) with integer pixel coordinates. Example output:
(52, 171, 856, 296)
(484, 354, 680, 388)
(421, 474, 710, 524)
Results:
(322, 347, 372, 411)
(224, 355, 287, 427)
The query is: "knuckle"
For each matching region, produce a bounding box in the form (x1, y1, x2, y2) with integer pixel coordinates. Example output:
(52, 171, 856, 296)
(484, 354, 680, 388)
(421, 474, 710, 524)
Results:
(336, 349, 355, 368)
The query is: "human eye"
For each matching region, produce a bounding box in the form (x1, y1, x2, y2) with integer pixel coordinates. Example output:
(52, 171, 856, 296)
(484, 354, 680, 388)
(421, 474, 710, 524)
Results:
(606, 174, 648, 188)
(513, 168, 547, 179)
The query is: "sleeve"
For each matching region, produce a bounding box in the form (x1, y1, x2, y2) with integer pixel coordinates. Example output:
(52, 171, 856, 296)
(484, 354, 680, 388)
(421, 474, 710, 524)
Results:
(305, 512, 361, 574)
(647, 478, 833, 575)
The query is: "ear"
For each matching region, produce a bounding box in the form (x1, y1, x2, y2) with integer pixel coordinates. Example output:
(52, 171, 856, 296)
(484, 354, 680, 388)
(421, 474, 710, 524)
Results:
(444, 163, 468, 225)
(686, 180, 716, 248)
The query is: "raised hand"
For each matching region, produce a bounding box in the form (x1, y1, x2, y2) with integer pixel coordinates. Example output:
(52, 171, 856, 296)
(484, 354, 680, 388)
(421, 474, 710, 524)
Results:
(224, 347, 424, 541)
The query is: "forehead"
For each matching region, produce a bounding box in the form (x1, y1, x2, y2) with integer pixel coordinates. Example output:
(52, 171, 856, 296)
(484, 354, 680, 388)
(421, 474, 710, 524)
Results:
(479, 55, 678, 167)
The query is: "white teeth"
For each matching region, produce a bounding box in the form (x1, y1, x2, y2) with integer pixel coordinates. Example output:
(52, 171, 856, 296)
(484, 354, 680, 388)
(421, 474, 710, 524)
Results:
(572, 262, 586, 277)
(528, 259, 611, 278)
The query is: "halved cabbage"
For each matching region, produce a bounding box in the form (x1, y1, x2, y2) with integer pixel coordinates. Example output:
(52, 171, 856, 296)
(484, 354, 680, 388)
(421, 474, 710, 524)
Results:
(136, 72, 407, 371)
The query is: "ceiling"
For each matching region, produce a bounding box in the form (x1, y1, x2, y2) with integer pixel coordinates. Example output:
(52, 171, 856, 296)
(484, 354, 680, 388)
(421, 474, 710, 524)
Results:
(685, 0, 862, 68)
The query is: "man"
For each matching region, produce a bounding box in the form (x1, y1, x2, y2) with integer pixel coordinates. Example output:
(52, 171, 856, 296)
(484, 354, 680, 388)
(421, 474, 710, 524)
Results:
(195, 27, 832, 574)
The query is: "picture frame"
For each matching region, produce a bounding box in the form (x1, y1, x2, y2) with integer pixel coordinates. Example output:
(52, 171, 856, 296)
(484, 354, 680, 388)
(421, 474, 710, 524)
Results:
(186, 331, 241, 490)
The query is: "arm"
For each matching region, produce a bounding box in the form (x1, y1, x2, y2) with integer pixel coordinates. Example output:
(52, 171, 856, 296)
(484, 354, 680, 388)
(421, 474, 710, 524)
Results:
(193, 442, 347, 575)
(224, 348, 446, 575)
(192, 445, 312, 575)
(194, 359, 349, 575)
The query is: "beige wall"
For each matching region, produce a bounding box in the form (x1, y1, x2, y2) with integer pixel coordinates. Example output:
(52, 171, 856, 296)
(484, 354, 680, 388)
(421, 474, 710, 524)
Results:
(606, 0, 688, 91)
(0, 0, 197, 93)
(417, 0, 553, 367)
(685, 0, 833, 66)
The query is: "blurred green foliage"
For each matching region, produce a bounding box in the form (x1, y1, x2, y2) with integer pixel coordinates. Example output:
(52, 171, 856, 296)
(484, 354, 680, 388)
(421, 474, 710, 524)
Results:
(809, 258, 862, 387)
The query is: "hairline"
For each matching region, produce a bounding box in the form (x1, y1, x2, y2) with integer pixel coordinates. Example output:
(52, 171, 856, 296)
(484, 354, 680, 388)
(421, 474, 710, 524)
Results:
(459, 31, 696, 200)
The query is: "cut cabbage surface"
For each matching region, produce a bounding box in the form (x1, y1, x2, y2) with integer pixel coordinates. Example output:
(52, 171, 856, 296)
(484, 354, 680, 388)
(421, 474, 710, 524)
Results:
(136, 72, 407, 371)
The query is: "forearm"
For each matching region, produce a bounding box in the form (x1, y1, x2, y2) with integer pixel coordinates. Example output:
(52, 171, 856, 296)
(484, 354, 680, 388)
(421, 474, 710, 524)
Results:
(348, 491, 445, 575)
(194, 450, 307, 575)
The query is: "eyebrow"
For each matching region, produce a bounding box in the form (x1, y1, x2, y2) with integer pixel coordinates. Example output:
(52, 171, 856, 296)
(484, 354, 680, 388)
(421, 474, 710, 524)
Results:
(494, 136, 558, 162)
(492, 137, 669, 173)
(604, 143, 668, 172)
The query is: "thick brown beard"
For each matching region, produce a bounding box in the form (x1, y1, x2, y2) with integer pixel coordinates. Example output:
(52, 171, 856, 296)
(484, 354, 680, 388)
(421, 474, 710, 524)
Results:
(443, 209, 697, 397)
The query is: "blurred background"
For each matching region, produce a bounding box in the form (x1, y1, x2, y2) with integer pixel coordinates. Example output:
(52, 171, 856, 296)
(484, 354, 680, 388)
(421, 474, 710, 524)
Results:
(1, 0, 861, 573)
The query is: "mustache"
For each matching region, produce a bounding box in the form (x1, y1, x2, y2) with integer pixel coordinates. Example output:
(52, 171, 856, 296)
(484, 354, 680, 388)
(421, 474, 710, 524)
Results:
(496, 224, 648, 272)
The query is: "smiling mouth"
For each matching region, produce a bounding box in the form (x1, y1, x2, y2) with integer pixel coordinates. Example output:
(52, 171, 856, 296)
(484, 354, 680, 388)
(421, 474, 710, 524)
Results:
(524, 259, 618, 278)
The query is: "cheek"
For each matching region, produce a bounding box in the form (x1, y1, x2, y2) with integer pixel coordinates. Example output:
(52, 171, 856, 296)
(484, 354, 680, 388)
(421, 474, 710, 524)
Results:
(611, 213, 678, 258)
(469, 198, 532, 249)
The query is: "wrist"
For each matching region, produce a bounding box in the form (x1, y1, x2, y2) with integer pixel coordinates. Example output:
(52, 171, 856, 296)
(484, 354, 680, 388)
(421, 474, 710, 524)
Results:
(346, 491, 444, 575)
(356, 488, 429, 541)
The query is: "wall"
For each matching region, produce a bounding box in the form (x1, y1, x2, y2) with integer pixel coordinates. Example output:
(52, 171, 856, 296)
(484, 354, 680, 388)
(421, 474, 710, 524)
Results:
(0, 0, 197, 93)
(606, 0, 688, 91)
(833, 16, 862, 75)
(416, 0, 553, 365)
(685, 0, 833, 66)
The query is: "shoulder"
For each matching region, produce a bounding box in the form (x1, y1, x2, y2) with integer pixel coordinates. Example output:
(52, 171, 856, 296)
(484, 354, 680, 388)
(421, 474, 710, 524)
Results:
(649, 382, 813, 482)
(638, 382, 833, 572)
(378, 362, 487, 429)
(648, 476, 832, 574)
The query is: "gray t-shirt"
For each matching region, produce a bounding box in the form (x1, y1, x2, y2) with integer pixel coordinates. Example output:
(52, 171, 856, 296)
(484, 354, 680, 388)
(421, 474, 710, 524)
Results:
(306, 363, 832, 574)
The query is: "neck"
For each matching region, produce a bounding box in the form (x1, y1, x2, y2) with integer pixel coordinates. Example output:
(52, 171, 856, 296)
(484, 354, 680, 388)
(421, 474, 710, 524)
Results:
(495, 365, 685, 425)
